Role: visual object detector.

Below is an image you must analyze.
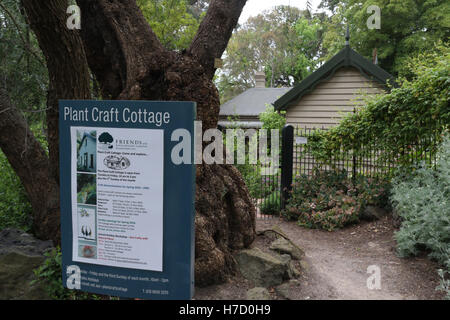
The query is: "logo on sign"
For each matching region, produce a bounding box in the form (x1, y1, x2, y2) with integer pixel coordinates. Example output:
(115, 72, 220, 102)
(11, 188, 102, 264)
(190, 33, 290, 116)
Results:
(104, 155, 131, 170)
(98, 132, 114, 150)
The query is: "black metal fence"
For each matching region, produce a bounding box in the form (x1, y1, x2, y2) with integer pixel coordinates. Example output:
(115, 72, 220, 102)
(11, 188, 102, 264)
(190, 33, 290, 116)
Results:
(237, 125, 440, 220)
(292, 126, 439, 179)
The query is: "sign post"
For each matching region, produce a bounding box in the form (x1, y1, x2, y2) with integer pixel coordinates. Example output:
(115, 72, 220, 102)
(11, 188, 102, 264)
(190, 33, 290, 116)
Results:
(59, 100, 196, 299)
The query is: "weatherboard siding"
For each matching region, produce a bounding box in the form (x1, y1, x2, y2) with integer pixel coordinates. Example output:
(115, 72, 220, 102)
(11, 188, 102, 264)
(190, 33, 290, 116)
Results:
(286, 67, 385, 129)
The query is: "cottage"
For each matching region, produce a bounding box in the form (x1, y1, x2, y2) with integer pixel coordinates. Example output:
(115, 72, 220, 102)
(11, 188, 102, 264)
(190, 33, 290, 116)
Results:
(77, 132, 97, 173)
(273, 33, 394, 129)
(218, 72, 291, 129)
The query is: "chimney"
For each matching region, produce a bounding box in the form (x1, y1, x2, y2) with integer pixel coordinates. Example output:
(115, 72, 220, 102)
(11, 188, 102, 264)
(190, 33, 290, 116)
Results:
(372, 48, 378, 65)
(255, 71, 266, 88)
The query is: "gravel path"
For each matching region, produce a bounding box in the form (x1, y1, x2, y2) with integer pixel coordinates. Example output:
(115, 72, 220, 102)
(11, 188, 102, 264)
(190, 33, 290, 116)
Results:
(257, 215, 444, 300)
(195, 215, 445, 300)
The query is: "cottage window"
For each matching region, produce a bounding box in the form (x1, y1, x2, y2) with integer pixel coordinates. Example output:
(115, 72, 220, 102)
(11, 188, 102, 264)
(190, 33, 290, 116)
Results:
(90, 154, 94, 168)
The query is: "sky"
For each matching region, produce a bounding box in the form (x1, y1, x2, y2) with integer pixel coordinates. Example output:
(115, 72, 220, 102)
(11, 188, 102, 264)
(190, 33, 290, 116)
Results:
(239, 0, 323, 23)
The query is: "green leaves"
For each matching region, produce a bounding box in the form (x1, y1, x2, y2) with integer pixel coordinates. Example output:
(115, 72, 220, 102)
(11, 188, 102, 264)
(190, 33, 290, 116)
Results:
(32, 247, 110, 300)
(0, 150, 32, 231)
(0, 0, 48, 123)
(259, 104, 286, 131)
(217, 6, 322, 102)
(391, 135, 450, 297)
(307, 44, 450, 169)
(137, 0, 201, 51)
(321, 0, 450, 76)
(283, 169, 390, 231)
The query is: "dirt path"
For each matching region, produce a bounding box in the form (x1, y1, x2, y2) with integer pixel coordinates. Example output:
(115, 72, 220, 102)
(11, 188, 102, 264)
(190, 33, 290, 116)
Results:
(195, 216, 445, 300)
(257, 215, 444, 300)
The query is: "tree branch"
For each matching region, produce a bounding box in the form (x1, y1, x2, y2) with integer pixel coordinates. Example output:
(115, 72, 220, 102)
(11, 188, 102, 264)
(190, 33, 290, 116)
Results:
(0, 87, 47, 195)
(188, 0, 247, 79)
(77, 0, 169, 99)
(21, 0, 91, 183)
(0, 2, 45, 67)
(0, 87, 59, 241)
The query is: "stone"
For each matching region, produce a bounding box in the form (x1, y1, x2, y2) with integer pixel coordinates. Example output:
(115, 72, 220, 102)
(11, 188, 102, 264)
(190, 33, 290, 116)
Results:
(246, 287, 271, 300)
(0, 228, 53, 300)
(269, 237, 304, 260)
(289, 262, 301, 278)
(299, 260, 309, 271)
(360, 206, 388, 221)
(235, 248, 290, 287)
(275, 280, 301, 300)
(277, 254, 300, 279)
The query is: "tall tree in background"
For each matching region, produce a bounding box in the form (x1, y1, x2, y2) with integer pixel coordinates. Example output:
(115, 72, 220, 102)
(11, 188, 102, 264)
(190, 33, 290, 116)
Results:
(0, 0, 48, 123)
(321, 0, 450, 76)
(217, 6, 324, 103)
(0, 0, 255, 286)
(137, 0, 203, 50)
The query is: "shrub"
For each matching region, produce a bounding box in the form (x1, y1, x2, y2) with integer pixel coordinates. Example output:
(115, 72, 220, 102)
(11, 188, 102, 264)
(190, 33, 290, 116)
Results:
(391, 135, 450, 276)
(353, 175, 391, 209)
(260, 190, 280, 215)
(236, 163, 276, 199)
(437, 269, 450, 300)
(307, 44, 449, 169)
(0, 123, 47, 232)
(0, 150, 32, 231)
(259, 104, 286, 131)
(284, 169, 390, 231)
(32, 247, 112, 300)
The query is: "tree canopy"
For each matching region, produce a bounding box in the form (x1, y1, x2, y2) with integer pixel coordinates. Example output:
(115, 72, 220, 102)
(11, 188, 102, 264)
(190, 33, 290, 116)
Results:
(217, 5, 325, 102)
(320, 0, 450, 76)
(0, 0, 48, 122)
(136, 0, 204, 51)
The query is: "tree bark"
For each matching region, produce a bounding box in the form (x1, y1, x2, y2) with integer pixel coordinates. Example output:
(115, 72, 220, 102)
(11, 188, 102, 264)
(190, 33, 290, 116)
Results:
(188, 0, 247, 79)
(21, 0, 91, 184)
(1, 0, 255, 286)
(0, 88, 60, 241)
(78, 0, 255, 286)
(10, 0, 92, 243)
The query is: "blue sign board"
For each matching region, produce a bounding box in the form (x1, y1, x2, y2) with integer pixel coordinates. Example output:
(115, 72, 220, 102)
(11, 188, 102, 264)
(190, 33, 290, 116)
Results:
(59, 100, 196, 299)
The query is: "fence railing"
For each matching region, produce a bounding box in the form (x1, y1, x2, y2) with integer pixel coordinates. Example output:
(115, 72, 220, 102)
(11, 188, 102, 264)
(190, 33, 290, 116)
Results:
(236, 125, 440, 220)
(292, 126, 439, 179)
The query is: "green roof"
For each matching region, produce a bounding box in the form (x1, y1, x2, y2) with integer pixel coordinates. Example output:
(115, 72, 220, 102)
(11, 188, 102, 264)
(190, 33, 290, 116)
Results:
(273, 45, 395, 110)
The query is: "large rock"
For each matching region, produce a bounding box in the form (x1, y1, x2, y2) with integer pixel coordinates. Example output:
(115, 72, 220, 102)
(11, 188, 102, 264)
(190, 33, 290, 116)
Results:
(246, 287, 271, 300)
(275, 280, 301, 300)
(0, 228, 53, 300)
(269, 237, 304, 260)
(235, 248, 290, 287)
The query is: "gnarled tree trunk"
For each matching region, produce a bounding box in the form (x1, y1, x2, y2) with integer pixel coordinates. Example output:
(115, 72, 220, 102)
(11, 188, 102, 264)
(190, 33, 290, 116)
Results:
(0, 0, 255, 286)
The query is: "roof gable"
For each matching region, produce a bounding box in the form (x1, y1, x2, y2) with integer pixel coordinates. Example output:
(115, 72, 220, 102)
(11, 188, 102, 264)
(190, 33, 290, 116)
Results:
(274, 46, 395, 110)
(79, 132, 96, 146)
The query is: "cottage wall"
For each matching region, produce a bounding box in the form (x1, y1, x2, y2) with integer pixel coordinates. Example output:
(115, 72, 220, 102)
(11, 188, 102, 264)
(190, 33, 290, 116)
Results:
(78, 136, 97, 172)
(285, 67, 385, 129)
